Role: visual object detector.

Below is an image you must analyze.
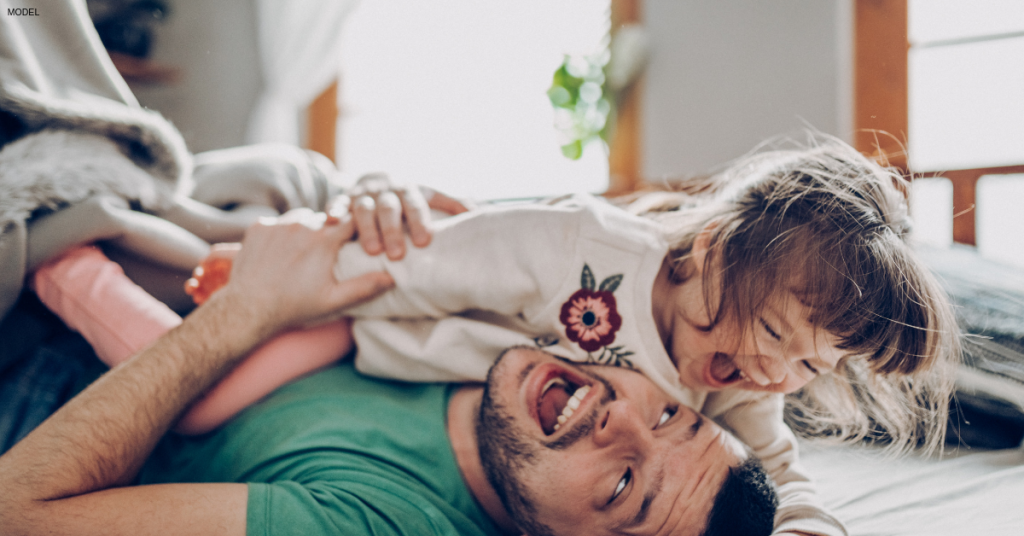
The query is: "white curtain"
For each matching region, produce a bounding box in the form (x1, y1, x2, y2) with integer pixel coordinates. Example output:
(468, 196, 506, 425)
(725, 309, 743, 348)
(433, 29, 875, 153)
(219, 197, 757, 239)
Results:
(246, 0, 359, 145)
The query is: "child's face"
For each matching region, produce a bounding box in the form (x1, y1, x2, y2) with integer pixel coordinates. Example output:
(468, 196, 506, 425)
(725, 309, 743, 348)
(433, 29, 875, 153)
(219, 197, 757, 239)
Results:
(653, 262, 844, 394)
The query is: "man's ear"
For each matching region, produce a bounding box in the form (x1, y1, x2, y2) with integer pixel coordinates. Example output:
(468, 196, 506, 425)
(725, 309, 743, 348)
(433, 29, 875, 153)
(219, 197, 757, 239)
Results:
(691, 219, 718, 276)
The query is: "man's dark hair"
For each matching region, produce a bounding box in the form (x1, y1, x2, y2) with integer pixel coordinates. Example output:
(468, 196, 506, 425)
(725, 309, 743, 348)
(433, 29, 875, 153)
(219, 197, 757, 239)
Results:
(702, 457, 778, 536)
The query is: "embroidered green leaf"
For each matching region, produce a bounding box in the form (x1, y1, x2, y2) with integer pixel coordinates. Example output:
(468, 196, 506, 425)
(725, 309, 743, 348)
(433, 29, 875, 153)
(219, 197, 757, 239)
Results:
(533, 335, 559, 348)
(581, 264, 595, 290)
(591, 346, 636, 370)
(599, 274, 623, 293)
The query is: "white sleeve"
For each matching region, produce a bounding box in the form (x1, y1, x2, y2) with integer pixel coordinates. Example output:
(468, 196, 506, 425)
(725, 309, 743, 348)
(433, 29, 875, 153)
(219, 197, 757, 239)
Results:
(333, 200, 584, 320)
(704, 392, 848, 536)
(351, 314, 541, 383)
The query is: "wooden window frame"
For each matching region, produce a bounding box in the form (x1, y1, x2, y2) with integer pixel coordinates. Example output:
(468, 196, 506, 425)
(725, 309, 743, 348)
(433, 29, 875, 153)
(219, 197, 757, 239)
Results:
(305, 1, 642, 196)
(857, 0, 1024, 246)
(314, 0, 996, 241)
(606, 0, 643, 196)
(307, 80, 338, 163)
(854, 0, 909, 171)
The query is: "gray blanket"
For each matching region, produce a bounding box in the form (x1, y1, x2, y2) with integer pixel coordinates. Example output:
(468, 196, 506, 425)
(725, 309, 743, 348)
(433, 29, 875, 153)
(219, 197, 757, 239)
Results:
(0, 0, 343, 323)
(917, 244, 1024, 448)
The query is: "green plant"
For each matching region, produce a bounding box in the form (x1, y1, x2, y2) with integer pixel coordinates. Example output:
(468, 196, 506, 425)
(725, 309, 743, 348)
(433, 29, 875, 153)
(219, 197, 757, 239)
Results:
(547, 50, 612, 160)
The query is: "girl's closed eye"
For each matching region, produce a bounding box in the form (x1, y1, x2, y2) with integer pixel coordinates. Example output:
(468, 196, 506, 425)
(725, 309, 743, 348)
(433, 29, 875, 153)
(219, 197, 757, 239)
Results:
(760, 318, 781, 341)
(801, 360, 819, 375)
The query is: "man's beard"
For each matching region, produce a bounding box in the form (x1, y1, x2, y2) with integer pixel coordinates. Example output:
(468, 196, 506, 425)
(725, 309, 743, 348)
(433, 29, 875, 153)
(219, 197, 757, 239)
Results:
(476, 363, 552, 536)
(475, 356, 615, 536)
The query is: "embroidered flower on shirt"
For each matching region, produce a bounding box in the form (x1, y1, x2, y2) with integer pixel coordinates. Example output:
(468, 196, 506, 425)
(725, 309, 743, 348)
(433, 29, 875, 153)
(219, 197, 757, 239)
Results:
(561, 289, 621, 351)
(559, 264, 624, 354)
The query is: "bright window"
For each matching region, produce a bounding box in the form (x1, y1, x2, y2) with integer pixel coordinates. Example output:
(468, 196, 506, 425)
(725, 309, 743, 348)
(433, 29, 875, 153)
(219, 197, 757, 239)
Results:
(977, 175, 1024, 267)
(908, 0, 1024, 171)
(337, 1, 610, 201)
(908, 0, 1024, 267)
(909, 178, 953, 248)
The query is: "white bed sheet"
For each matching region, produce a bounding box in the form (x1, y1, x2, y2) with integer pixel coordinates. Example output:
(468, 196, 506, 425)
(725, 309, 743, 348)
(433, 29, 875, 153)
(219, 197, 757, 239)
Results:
(802, 441, 1024, 535)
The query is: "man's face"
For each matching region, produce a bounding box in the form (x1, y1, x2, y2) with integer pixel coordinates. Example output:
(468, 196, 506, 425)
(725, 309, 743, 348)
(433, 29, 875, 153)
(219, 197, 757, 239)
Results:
(476, 348, 748, 536)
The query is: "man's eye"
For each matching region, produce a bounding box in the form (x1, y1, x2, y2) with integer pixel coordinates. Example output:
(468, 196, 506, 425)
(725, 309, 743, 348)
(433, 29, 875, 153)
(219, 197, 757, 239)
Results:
(802, 360, 819, 374)
(760, 318, 781, 341)
(656, 406, 677, 428)
(611, 468, 631, 503)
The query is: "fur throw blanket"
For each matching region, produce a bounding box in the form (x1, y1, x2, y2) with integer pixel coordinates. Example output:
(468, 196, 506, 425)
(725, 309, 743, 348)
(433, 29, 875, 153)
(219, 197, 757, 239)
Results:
(0, 121, 187, 322)
(0, 83, 191, 194)
(0, 129, 176, 227)
(0, 0, 195, 321)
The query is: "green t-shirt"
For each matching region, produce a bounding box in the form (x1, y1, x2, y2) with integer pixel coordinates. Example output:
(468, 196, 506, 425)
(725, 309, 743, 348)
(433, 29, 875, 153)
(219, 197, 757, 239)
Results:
(138, 362, 501, 536)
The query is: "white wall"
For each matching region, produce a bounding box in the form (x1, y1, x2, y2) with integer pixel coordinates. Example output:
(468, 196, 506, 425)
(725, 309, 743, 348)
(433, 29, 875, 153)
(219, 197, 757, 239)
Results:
(642, 0, 852, 179)
(125, 1, 854, 171)
(130, 0, 262, 153)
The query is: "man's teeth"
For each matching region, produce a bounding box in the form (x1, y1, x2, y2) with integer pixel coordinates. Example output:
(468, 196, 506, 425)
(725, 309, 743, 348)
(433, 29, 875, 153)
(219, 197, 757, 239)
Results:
(553, 384, 591, 432)
(542, 377, 568, 394)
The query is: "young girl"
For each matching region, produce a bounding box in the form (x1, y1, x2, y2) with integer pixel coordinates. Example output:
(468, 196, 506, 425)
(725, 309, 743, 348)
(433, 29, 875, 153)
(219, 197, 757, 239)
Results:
(32, 135, 960, 536)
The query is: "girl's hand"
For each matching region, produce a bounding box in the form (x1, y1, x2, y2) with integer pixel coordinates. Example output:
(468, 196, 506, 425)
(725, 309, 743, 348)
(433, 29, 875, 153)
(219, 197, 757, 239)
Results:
(184, 243, 241, 305)
(328, 174, 472, 261)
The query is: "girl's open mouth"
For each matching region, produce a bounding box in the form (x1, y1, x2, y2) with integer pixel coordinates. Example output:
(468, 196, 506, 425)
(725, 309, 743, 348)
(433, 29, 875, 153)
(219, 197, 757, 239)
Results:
(706, 352, 744, 388)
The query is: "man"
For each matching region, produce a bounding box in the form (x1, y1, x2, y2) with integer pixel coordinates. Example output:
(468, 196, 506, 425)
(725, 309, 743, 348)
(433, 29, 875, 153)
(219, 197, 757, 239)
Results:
(0, 212, 777, 535)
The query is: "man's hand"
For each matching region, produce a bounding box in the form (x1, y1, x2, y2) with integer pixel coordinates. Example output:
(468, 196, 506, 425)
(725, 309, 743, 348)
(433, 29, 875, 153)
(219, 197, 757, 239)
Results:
(217, 208, 394, 334)
(0, 208, 394, 536)
(329, 173, 471, 261)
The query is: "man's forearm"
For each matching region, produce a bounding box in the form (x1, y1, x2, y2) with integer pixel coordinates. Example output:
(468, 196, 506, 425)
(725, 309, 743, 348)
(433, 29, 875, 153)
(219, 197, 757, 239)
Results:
(0, 290, 267, 511)
(0, 214, 392, 535)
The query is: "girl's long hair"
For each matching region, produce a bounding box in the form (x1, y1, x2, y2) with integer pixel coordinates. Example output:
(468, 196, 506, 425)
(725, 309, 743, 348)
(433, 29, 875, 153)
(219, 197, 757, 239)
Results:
(619, 134, 961, 456)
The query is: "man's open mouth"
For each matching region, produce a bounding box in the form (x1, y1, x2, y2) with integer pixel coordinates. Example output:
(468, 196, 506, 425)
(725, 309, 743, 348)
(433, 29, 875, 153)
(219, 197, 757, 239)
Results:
(529, 364, 594, 436)
(706, 352, 744, 388)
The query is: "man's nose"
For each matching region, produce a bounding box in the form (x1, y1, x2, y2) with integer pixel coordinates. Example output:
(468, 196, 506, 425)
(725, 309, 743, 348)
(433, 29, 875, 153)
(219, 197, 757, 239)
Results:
(593, 400, 651, 449)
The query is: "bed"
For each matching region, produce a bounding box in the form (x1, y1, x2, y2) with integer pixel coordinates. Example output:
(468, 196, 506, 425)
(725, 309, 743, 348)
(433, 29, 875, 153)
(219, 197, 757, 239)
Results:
(800, 176, 1024, 535)
(804, 440, 1024, 535)
(2, 3, 1024, 535)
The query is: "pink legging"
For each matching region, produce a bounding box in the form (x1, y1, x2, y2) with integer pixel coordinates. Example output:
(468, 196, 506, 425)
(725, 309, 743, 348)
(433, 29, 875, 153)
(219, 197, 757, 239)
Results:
(31, 246, 353, 435)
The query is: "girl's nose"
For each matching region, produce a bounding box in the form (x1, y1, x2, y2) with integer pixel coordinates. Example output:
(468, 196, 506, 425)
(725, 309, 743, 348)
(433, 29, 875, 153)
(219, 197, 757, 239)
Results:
(758, 355, 789, 385)
(734, 354, 772, 386)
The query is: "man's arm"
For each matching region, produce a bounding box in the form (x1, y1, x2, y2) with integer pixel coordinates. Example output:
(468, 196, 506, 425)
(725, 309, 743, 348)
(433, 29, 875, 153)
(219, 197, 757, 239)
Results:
(0, 212, 394, 535)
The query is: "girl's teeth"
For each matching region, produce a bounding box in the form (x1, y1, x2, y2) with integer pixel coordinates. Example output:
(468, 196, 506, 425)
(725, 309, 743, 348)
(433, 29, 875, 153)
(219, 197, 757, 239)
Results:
(552, 385, 591, 432)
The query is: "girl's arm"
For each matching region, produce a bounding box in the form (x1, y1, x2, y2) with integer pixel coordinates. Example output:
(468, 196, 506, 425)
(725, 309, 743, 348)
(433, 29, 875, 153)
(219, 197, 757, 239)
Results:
(333, 197, 608, 320)
(704, 391, 849, 536)
(31, 245, 353, 435)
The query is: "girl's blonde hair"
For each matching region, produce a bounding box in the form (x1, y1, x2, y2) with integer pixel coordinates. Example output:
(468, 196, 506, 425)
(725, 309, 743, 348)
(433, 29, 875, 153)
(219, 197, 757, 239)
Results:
(622, 134, 961, 457)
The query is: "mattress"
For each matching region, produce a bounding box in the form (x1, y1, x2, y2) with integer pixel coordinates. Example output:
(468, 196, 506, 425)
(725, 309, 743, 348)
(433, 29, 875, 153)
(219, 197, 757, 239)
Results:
(803, 441, 1024, 535)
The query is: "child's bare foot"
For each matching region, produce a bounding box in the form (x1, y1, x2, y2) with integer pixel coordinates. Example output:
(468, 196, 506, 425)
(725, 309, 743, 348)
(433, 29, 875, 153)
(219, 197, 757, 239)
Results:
(184, 243, 241, 305)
